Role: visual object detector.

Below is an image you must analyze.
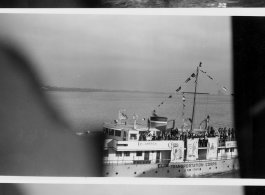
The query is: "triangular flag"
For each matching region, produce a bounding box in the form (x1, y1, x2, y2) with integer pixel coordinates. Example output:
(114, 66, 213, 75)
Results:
(121, 112, 128, 120)
(185, 77, 191, 83)
(199, 62, 202, 67)
(222, 87, 227, 91)
(176, 87, 181, 92)
(207, 75, 213, 80)
(191, 73, 196, 77)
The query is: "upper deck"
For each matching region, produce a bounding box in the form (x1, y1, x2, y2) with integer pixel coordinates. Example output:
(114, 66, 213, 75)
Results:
(103, 122, 237, 152)
(103, 122, 149, 141)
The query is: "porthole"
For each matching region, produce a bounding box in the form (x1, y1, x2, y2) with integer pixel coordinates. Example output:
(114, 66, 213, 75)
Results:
(216, 167, 217, 169)
(227, 166, 229, 168)
(116, 172, 118, 175)
(167, 170, 169, 173)
(134, 172, 137, 174)
(106, 173, 109, 175)
(209, 167, 211, 169)
(143, 172, 145, 174)
(155, 171, 158, 173)
(178, 170, 180, 172)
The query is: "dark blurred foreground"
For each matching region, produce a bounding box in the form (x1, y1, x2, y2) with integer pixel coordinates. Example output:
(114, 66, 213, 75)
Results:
(0, 41, 103, 177)
(233, 17, 265, 194)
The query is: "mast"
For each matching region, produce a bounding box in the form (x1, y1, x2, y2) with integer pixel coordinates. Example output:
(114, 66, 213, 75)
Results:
(191, 66, 199, 130)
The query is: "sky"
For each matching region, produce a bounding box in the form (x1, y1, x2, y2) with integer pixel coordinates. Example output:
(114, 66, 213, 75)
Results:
(0, 14, 232, 94)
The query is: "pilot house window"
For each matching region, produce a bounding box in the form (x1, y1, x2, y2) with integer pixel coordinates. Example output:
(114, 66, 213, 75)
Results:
(109, 129, 114, 136)
(115, 130, 121, 137)
(105, 128, 109, 134)
(123, 131, 127, 141)
(136, 151, 142, 156)
(124, 151, 130, 156)
(130, 134, 137, 140)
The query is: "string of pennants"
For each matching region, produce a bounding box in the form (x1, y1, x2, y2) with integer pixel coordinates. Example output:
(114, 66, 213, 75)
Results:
(200, 69, 229, 93)
(152, 62, 233, 115)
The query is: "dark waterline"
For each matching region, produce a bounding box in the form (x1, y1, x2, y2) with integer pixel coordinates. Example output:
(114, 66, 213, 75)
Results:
(196, 170, 240, 178)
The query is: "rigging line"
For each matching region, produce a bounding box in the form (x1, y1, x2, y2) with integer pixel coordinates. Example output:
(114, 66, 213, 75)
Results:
(197, 77, 209, 118)
(201, 69, 231, 94)
(179, 75, 197, 118)
(175, 70, 197, 94)
(206, 94, 209, 118)
(153, 69, 197, 111)
(191, 67, 199, 130)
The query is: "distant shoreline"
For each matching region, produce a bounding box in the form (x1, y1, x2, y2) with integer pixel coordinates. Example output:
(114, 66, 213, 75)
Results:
(41, 86, 165, 94)
(41, 86, 230, 96)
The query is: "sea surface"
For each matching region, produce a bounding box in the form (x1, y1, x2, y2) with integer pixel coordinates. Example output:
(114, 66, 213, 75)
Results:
(45, 91, 234, 133)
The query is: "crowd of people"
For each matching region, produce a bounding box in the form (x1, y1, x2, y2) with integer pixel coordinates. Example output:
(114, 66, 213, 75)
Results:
(138, 126, 236, 147)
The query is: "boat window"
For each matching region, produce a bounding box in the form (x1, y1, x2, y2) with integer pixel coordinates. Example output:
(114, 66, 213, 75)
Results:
(123, 131, 127, 141)
(230, 148, 234, 152)
(115, 151, 122, 157)
(109, 129, 114, 136)
(124, 151, 130, 157)
(136, 151, 142, 156)
(105, 128, 109, 134)
(225, 149, 229, 152)
(144, 152, 150, 160)
(130, 133, 137, 140)
(115, 130, 121, 137)
(156, 151, 160, 163)
(104, 150, 109, 157)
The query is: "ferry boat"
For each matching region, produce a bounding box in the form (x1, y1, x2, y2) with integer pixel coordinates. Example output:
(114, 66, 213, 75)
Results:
(103, 65, 239, 177)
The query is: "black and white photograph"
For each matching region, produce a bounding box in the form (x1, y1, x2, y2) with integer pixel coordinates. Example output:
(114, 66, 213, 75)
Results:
(0, 13, 238, 178)
(1, 12, 265, 195)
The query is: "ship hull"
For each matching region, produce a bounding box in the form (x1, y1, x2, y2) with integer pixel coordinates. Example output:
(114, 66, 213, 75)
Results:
(104, 158, 239, 177)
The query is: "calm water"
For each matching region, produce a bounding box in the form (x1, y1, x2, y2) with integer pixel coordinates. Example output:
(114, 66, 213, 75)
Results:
(46, 91, 234, 133)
